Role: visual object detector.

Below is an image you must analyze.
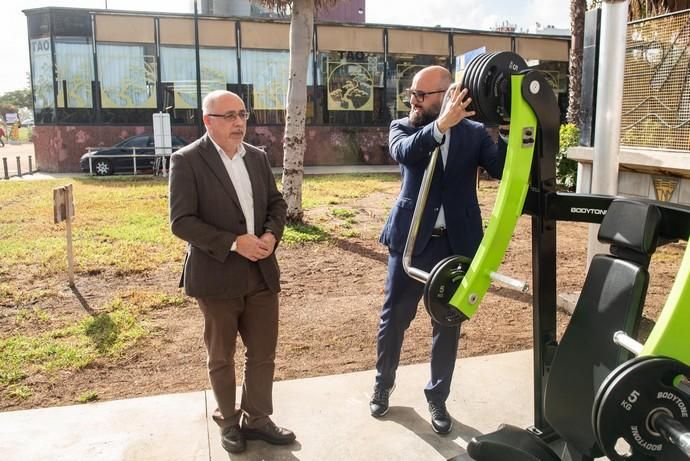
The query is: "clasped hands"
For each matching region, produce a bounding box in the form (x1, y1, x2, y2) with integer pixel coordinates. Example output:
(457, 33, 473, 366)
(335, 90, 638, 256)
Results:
(235, 232, 276, 262)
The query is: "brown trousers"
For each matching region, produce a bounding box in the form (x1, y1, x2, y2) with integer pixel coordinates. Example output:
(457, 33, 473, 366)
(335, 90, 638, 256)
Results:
(197, 264, 279, 429)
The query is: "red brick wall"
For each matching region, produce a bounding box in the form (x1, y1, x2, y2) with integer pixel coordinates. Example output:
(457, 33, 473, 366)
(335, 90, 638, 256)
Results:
(32, 125, 393, 173)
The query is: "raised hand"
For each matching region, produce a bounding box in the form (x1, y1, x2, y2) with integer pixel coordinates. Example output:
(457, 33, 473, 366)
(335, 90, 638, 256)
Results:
(436, 86, 476, 133)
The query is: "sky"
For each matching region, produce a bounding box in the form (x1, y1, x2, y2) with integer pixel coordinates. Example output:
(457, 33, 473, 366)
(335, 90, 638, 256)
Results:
(2, 0, 570, 95)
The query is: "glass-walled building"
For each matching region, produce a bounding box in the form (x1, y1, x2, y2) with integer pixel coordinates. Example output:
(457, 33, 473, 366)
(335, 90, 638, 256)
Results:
(24, 7, 570, 172)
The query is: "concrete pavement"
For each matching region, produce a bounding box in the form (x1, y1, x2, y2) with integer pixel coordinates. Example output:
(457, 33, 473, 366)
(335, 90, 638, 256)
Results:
(0, 350, 534, 461)
(0, 143, 37, 179)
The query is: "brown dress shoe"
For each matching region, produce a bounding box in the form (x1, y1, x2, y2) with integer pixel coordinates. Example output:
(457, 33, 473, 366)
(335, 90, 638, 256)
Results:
(242, 419, 296, 445)
(221, 425, 246, 453)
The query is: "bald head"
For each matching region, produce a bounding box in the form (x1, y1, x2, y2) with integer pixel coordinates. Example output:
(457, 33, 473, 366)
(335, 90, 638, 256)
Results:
(408, 65, 451, 127)
(412, 66, 452, 91)
(202, 90, 244, 116)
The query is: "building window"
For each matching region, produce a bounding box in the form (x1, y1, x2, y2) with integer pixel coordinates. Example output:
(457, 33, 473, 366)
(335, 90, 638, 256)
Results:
(161, 46, 197, 109)
(319, 50, 385, 125)
(55, 38, 94, 109)
(30, 37, 55, 112)
(97, 43, 157, 109)
(200, 47, 238, 97)
(240, 49, 290, 125)
(386, 55, 448, 121)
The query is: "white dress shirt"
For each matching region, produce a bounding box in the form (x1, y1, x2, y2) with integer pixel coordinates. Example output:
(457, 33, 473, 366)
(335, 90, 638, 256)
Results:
(209, 136, 254, 251)
(432, 122, 451, 229)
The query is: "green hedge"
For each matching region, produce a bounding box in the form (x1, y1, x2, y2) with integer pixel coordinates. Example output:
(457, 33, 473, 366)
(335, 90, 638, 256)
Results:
(558, 124, 579, 191)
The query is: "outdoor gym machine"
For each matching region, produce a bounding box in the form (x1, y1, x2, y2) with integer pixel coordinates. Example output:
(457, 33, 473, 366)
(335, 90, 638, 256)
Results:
(403, 51, 690, 459)
(403, 51, 550, 324)
(403, 50, 560, 429)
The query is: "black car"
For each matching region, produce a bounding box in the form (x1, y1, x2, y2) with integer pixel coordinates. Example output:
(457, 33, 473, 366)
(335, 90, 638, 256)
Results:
(80, 134, 188, 175)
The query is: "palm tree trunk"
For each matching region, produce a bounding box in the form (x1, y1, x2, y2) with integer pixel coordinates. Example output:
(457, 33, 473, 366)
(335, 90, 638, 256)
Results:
(281, 0, 313, 223)
(568, 0, 586, 127)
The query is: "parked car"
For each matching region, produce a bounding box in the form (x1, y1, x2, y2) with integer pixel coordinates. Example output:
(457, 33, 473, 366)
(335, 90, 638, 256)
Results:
(80, 134, 188, 176)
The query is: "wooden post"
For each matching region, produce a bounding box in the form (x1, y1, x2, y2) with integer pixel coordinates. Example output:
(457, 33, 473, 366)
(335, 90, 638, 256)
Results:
(53, 184, 75, 286)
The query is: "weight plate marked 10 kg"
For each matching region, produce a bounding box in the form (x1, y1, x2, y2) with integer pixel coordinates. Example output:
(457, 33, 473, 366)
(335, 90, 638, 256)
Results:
(460, 51, 527, 126)
(594, 356, 690, 461)
(478, 53, 528, 125)
(423, 255, 472, 327)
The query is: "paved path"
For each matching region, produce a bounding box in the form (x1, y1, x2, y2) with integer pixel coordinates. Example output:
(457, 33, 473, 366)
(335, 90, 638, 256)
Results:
(0, 350, 535, 461)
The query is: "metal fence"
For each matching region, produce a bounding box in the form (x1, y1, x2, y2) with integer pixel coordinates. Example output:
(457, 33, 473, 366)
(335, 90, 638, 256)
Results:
(622, 10, 690, 150)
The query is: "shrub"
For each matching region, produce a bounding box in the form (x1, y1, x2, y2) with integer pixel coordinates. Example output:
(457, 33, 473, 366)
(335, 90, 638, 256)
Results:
(558, 124, 580, 191)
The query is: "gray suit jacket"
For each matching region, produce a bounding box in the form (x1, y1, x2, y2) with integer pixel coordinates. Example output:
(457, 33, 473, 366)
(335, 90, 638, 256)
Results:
(169, 134, 287, 298)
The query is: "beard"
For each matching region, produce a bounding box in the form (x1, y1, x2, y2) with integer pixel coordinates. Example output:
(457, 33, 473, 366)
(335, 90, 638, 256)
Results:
(409, 102, 441, 127)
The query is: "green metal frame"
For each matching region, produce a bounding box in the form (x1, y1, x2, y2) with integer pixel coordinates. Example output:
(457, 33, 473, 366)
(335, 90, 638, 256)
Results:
(641, 236, 690, 366)
(448, 75, 537, 319)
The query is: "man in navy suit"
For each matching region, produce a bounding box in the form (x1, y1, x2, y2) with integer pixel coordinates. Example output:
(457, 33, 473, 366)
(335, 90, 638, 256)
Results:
(370, 65, 507, 434)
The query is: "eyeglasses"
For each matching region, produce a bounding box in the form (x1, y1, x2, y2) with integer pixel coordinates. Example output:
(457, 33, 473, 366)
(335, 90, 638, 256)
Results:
(206, 110, 250, 122)
(404, 88, 447, 102)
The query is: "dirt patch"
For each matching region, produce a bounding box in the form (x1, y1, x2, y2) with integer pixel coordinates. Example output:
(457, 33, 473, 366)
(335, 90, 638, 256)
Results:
(1, 180, 685, 411)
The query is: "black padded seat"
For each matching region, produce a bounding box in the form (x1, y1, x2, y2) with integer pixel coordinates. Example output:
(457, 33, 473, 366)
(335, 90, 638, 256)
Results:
(467, 424, 560, 461)
(468, 199, 662, 461)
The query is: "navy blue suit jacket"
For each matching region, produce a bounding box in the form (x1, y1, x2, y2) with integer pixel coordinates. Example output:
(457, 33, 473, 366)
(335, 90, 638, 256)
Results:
(380, 117, 507, 258)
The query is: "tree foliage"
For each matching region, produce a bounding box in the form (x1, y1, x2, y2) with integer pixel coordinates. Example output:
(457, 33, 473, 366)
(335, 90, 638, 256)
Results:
(558, 124, 580, 191)
(0, 88, 32, 116)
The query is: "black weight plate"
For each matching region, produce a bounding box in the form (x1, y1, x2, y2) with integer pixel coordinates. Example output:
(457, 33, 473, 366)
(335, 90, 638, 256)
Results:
(592, 356, 648, 440)
(477, 52, 527, 124)
(460, 53, 489, 117)
(466, 52, 497, 121)
(475, 52, 527, 125)
(472, 52, 501, 121)
(459, 53, 483, 118)
(469, 51, 499, 122)
(475, 52, 514, 124)
(459, 52, 483, 92)
(423, 255, 472, 327)
(594, 356, 690, 461)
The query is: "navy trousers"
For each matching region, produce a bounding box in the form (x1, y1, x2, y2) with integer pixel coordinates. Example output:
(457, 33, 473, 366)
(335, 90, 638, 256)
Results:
(374, 235, 461, 404)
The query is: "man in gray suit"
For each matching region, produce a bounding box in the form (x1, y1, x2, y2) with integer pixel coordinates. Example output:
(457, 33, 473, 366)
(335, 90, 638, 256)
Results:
(169, 90, 291, 454)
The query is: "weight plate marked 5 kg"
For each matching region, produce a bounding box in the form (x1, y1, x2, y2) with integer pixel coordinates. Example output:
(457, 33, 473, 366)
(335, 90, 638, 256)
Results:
(423, 255, 472, 327)
(594, 356, 690, 461)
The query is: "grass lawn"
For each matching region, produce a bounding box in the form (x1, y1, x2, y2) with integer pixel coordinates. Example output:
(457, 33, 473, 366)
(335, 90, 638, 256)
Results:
(0, 174, 399, 403)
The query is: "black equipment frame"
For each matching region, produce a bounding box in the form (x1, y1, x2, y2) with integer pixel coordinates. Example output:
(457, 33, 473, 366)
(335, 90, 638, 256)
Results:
(522, 147, 690, 439)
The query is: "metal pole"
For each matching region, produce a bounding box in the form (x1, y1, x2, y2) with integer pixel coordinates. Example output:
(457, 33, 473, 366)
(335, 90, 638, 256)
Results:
(587, 0, 629, 265)
(193, 0, 203, 139)
(2, 158, 8, 179)
(16, 157, 22, 178)
(28, 156, 33, 174)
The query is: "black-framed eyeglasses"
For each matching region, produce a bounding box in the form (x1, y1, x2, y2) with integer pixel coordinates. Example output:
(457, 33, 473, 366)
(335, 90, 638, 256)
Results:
(206, 110, 250, 122)
(404, 88, 446, 102)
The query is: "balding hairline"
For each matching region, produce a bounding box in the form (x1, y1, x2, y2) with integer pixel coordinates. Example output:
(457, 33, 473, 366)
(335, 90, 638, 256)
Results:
(414, 65, 452, 88)
(202, 90, 242, 115)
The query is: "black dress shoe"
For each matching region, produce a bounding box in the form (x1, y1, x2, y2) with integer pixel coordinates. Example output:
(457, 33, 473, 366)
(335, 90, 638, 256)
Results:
(221, 425, 246, 453)
(369, 383, 395, 417)
(242, 420, 296, 445)
(429, 401, 453, 434)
